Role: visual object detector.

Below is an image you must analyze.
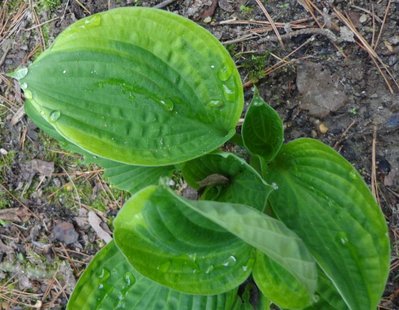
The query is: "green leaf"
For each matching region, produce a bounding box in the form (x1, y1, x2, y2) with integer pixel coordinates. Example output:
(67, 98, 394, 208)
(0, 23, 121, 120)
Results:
(21, 7, 243, 166)
(266, 138, 390, 310)
(182, 152, 273, 211)
(68, 241, 240, 309)
(253, 250, 314, 309)
(114, 185, 254, 295)
(189, 199, 317, 302)
(242, 90, 283, 162)
(25, 100, 174, 194)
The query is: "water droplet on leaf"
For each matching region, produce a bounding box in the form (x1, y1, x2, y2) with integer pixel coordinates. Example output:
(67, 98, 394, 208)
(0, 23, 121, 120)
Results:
(62, 69, 67, 74)
(157, 261, 171, 272)
(336, 231, 349, 246)
(271, 182, 279, 190)
(20, 82, 28, 89)
(222, 84, 235, 101)
(205, 265, 214, 274)
(349, 171, 357, 180)
(222, 255, 237, 267)
(207, 100, 224, 109)
(210, 65, 215, 69)
(158, 99, 174, 111)
(98, 268, 111, 280)
(124, 272, 135, 287)
(82, 14, 102, 28)
(50, 111, 61, 122)
(313, 294, 320, 303)
(217, 66, 232, 81)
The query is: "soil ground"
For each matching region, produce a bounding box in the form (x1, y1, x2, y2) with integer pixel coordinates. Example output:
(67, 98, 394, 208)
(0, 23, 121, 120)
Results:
(0, 0, 398, 309)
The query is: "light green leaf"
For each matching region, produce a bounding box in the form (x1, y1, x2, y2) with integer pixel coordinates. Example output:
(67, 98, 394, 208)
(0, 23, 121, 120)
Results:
(253, 250, 314, 309)
(114, 186, 254, 295)
(189, 199, 317, 301)
(21, 7, 243, 166)
(182, 152, 272, 211)
(266, 138, 390, 310)
(68, 241, 240, 309)
(25, 100, 174, 194)
(242, 90, 283, 162)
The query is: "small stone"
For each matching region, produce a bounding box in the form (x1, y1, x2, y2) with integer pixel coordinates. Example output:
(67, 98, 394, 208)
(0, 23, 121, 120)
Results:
(0, 148, 7, 155)
(359, 14, 368, 23)
(203, 16, 212, 23)
(319, 123, 329, 134)
(52, 222, 79, 245)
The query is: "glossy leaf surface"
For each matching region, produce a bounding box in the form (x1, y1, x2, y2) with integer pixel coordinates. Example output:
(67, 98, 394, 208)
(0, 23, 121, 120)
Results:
(114, 185, 317, 297)
(242, 91, 283, 162)
(266, 138, 390, 310)
(114, 185, 254, 295)
(253, 250, 313, 309)
(68, 241, 240, 309)
(25, 100, 174, 194)
(21, 8, 243, 166)
(182, 152, 272, 211)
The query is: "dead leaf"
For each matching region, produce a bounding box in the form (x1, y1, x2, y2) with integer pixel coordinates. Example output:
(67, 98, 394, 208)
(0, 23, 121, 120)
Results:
(30, 159, 54, 177)
(88, 211, 112, 243)
(0, 207, 29, 222)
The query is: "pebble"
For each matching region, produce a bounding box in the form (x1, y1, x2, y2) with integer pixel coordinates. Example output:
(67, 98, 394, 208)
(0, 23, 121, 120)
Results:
(319, 123, 329, 134)
(359, 14, 368, 23)
(52, 222, 79, 245)
(0, 148, 7, 155)
(203, 16, 212, 23)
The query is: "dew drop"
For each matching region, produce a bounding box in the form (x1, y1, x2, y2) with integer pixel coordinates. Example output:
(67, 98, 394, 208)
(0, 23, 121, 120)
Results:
(222, 84, 235, 101)
(207, 100, 224, 109)
(83, 14, 102, 28)
(242, 265, 248, 272)
(159, 138, 164, 146)
(98, 284, 104, 289)
(336, 231, 349, 246)
(50, 111, 61, 122)
(313, 294, 320, 303)
(157, 261, 171, 272)
(98, 268, 111, 280)
(271, 182, 279, 190)
(210, 65, 215, 69)
(20, 82, 28, 90)
(253, 98, 264, 107)
(9, 67, 28, 80)
(62, 69, 67, 74)
(158, 98, 174, 111)
(349, 171, 357, 180)
(205, 265, 214, 274)
(124, 272, 135, 287)
(222, 255, 237, 267)
(24, 89, 33, 100)
(217, 66, 233, 81)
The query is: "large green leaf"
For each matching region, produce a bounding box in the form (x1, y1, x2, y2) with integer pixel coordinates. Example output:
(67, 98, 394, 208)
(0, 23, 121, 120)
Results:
(242, 90, 283, 163)
(68, 241, 240, 309)
(182, 152, 273, 211)
(266, 138, 390, 310)
(25, 100, 174, 194)
(20, 7, 243, 166)
(114, 185, 254, 295)
(114, 185, 317, 298)
(252, 250, 313, 309)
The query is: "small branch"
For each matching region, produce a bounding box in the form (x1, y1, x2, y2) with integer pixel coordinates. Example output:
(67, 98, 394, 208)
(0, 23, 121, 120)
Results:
(153, 0, 178, 9)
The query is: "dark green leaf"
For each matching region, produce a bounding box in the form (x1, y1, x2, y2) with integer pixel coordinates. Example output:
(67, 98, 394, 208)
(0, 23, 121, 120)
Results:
(242, 90, 283, 162)
(114, 185, 254, 295)
(68, 241, 240, 309)
(21, 8, 243, 166)
(182, 152, 272, 211)
(266, 138, 390, 310)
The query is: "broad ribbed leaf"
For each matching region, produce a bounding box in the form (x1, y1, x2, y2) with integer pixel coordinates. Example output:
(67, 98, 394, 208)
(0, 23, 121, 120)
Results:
(182, 152, 272, 211)
(114, 186, 254, 295)
(68, 241, 240, 309)
(266, 138, 390, 310)
(20, 8, 243, 166)
(25, 100, 174, 194)
(253, 250, 313, 309)
(242, 90, 283, 162)
(189, 199, 317, 300)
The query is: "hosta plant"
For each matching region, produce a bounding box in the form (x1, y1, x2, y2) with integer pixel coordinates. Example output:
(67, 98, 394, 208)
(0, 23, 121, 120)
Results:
(11, 7, 390, 310)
